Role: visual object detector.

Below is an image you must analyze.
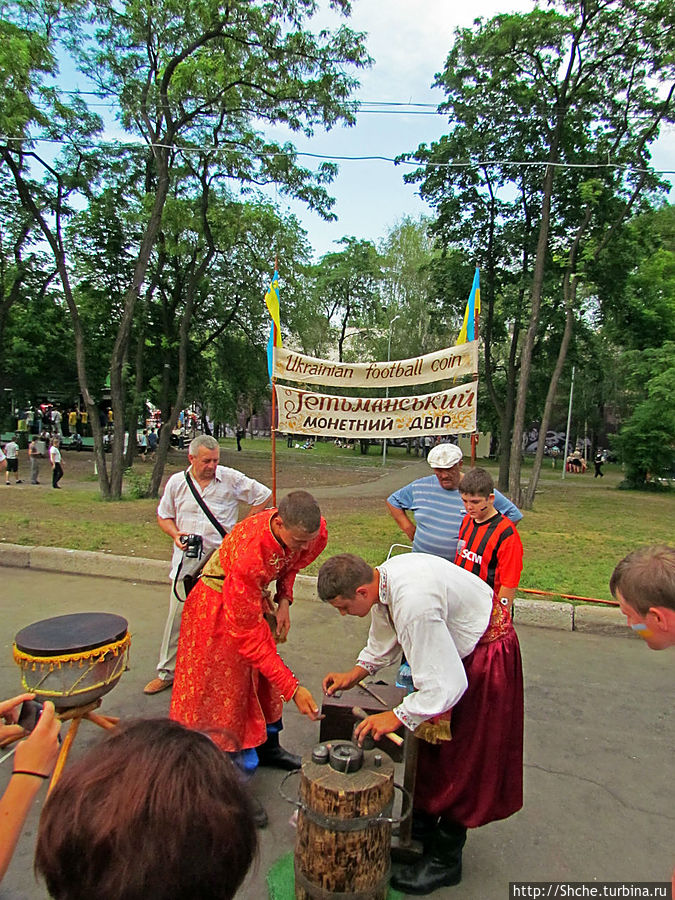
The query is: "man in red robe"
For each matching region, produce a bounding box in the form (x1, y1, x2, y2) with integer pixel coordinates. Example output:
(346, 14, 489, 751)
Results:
(170, 490, 326, 823)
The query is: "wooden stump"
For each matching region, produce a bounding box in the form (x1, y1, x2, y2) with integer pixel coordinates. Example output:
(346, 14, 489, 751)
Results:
(294, 748, 395, 900)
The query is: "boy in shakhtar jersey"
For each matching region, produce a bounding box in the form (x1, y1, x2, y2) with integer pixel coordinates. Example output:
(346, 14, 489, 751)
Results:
(455, 466, 523, 617)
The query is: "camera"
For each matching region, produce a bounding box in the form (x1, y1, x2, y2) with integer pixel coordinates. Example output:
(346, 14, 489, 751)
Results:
(180, 533, 203, 559)
(18, 700, 43, 734)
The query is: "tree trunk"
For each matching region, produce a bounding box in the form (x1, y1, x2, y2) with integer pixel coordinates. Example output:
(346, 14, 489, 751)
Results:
(108, 153, 171, 499)
(506, 16, 586, 505)
(523, 283, 576, 508)
(507, 160, 557, 506)
(522, 197, 594, 508)
(147, 207, 215, 497)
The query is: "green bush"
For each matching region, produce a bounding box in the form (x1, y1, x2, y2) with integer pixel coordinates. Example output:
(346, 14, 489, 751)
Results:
(125, 468, 153, 499)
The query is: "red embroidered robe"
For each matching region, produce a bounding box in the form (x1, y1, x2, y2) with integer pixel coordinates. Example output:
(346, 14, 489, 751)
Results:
(170, 509, 327, 751)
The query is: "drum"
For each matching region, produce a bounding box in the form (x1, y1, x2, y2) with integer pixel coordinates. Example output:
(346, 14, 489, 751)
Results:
(13, 613, 131, 709)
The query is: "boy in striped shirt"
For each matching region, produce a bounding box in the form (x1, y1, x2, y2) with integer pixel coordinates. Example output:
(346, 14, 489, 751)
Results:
(455, 467, 523, 617)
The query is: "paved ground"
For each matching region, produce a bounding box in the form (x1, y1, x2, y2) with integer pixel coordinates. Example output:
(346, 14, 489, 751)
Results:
(1, 566, 673, 900)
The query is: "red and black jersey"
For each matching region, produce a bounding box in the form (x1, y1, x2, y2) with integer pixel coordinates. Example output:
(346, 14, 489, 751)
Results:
(455, 512, 523, 595)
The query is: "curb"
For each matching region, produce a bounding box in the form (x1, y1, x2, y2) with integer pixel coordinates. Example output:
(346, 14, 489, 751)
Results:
(0, 542, 632, 639)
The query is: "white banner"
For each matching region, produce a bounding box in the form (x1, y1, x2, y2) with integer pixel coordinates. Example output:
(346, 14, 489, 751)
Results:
(273, 341, 477, 388)
(276, 382, 477, 439)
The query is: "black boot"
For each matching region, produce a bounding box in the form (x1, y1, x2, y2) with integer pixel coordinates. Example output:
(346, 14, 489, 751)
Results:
(410, 809, 440, 851)
(256, 721, 301, 771)
(391, 821, 467, 895)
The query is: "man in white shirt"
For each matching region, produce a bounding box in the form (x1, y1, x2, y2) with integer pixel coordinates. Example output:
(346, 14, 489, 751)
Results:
(144, 435, 272, 695)
(4, 436, 21, 485)
(319, 552, 523, 895)
(48, 438, 63, 489)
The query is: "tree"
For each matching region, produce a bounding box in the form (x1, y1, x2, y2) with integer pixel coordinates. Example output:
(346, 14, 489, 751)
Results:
(1, 0, 371, 497)
(612, 344, 675, 488)
(404, 0, 675, 505)
(311, 237, 383, 362)
(376, 217, 443, 359)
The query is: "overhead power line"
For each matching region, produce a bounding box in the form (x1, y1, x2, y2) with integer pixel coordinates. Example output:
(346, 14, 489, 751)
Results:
(1, 134, 673, 176)
(56, 92, 672, 123)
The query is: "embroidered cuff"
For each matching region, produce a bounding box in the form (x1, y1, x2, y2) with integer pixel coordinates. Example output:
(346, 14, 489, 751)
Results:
(281, 678, 300, 702)
(356, 658, 379, 676)
(393, 703, 426, 732)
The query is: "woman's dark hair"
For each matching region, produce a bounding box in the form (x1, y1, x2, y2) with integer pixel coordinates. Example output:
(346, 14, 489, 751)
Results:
(35, 718, 257, 900)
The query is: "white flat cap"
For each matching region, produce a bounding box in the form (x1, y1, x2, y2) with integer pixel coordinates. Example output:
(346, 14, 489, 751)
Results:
(427, 443, 463, 469)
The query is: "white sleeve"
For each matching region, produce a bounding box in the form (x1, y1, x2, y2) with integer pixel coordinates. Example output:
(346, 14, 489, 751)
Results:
(356, 605, 402, 675)
(393, 611, 468, 731)
(157, 476, 178, 520)
(232, 472, 272, 507)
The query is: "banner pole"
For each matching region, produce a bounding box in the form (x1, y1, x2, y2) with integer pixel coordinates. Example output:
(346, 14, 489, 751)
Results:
(271, 330, 278, 506)
(270, 257, 279, 506)
(471, 267, 481, 468)
(271, 375, 277, 506)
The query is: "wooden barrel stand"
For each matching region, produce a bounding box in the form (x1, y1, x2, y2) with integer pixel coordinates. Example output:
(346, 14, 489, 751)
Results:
(294, 744, 395, 900)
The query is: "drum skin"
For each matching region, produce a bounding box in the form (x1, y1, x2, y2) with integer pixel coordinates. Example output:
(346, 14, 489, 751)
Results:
(14, 613, 130, 709)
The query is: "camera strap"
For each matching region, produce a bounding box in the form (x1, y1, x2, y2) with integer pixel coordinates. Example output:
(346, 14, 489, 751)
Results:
(184, 470, 226, 538)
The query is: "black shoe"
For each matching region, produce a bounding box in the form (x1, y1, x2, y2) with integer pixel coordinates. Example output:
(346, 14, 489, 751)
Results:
(250, 795, 268, 829)
(391, 855, 462, 895)
(256, 745, 301, 771)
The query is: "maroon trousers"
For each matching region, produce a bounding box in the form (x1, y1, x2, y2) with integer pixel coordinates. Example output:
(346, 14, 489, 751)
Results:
(414, 624, 524, 828)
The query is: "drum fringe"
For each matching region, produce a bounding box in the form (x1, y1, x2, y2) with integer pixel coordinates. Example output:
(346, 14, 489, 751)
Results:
(13, 633, 131, 671)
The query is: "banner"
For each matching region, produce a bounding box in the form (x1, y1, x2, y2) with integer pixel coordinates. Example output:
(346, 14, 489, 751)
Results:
(275, 382, 477, 439)
(272, 341, 477, 389)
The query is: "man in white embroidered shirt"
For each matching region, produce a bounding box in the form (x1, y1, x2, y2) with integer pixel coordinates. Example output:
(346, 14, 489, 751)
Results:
(144, 435, 271, 695)
(318, 552, 523, 896)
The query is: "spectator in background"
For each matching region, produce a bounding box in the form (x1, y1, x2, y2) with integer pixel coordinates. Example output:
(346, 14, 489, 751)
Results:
(68, 408, 77, 436)
(4, 435, 21, 485)
(49, 437, 63, 489)
(51, 408, 62, 436)
(148, 427, 158, 459)
(236, 425, 245, 452)
(386, 444, 522, 563)
(28, 435, 41, 484)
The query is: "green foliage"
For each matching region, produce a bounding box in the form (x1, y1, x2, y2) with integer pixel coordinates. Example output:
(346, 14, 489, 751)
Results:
(399, 0, 675, 498)
(309, 236, 384, 362)
(124, 467, 153, 499)
(612, 344, 675, 488)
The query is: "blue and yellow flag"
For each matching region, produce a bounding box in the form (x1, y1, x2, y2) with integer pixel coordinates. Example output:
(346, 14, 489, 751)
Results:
(265, 270, 282, 380)
(457, 267, 481, 344)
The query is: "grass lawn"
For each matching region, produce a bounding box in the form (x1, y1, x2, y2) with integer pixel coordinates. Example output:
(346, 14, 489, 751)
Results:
(2, 438, 673, 602)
